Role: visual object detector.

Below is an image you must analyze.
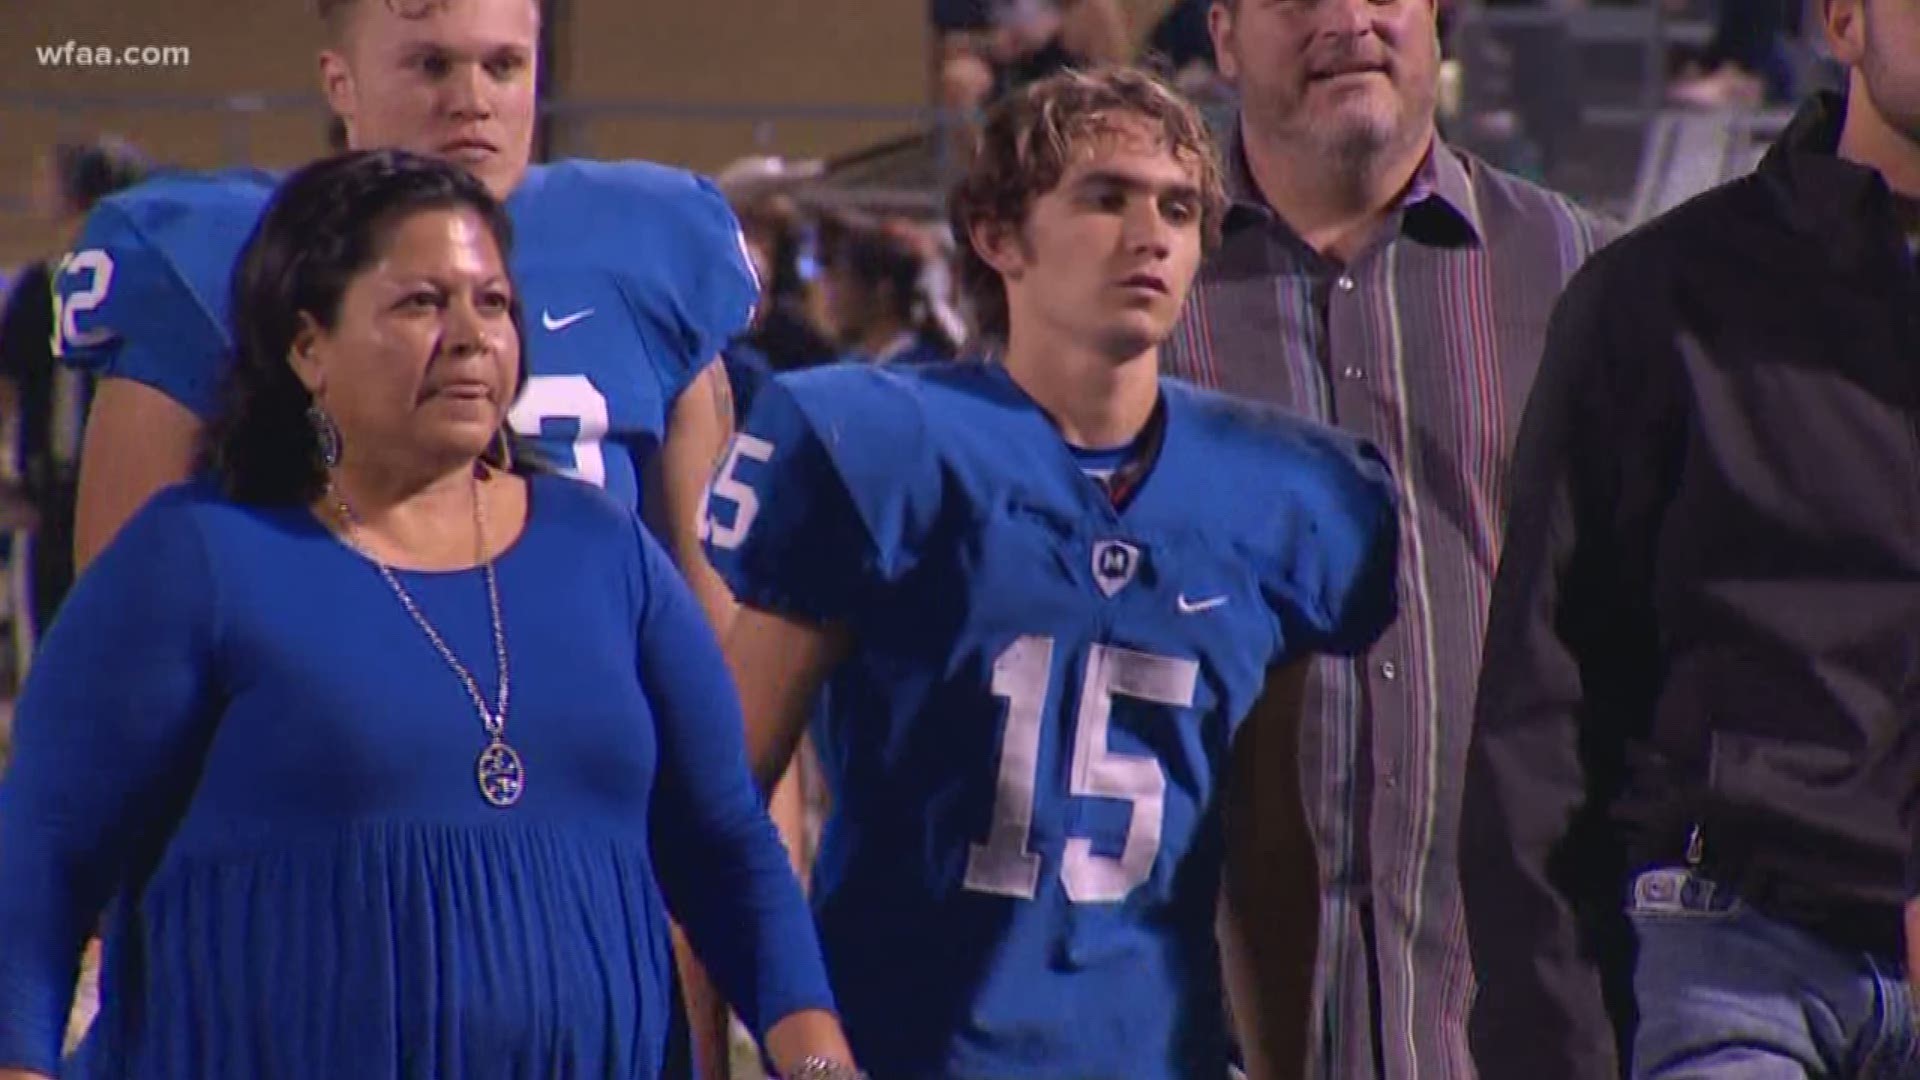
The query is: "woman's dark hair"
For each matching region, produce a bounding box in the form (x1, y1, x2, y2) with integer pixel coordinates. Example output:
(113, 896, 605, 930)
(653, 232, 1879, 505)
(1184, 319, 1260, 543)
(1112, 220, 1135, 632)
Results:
(205, 148, 535, 505)
(818, 211, 961, 358)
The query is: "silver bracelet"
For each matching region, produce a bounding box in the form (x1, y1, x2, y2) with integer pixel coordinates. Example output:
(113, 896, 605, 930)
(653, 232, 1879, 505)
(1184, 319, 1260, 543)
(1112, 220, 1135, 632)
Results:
(786, 1055, 866, 1080)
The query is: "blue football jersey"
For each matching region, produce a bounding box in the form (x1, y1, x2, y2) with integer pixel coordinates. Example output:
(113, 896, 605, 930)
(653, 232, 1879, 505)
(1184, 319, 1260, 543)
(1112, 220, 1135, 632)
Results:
(53, 159, 758, 512)
(501, 160, 757, 505)
(51, 168, 278, 420)
(703, 361, 1398, 1079)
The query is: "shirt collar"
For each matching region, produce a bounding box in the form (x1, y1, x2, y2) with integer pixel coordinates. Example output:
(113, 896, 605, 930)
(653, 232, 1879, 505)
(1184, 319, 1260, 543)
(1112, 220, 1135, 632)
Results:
(1762, 91, 1916, 274)
(1222, 117, 1485, 249)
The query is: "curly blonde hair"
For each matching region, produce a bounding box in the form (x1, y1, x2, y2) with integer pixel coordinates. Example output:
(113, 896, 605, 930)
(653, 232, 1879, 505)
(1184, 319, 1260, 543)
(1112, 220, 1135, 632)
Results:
(948, 66, 1227, 345)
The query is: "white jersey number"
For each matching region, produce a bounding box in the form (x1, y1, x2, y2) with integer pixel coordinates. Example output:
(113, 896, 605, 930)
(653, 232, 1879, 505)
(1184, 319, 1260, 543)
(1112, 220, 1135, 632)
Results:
(508, 375, 610, 487)
(965, 635, 1199, 903)
(51, 249, 115, 357)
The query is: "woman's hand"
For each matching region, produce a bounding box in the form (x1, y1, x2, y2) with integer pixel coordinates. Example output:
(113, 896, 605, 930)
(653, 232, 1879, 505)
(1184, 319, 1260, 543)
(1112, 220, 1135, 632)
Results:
(762, 1008, 860, 1079)
(0, 1068, 57, 1080)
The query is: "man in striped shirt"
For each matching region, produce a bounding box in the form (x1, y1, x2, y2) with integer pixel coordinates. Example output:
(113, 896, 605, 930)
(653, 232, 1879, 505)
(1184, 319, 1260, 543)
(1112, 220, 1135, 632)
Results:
(1163, 2, 1615, 1077)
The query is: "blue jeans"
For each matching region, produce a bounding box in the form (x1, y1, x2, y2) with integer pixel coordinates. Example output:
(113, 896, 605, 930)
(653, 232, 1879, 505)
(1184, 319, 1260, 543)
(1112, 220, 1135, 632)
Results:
(1628, 868, 1920, 1079)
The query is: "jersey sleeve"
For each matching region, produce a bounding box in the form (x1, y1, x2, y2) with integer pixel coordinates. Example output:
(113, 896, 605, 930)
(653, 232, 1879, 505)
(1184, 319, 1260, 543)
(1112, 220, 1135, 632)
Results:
(588, 163, 761, 409)
(53, 176, 266, 420)
(700, 367, 935, 625)
(1265, 427, 1401, 658)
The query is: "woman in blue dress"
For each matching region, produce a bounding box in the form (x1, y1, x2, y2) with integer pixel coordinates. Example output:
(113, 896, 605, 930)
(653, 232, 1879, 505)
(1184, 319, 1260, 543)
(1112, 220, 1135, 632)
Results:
(0, 149, 862, 1080)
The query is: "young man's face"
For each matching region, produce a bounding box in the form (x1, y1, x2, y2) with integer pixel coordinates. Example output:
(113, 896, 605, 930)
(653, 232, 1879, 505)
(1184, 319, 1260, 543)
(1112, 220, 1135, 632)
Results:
(990, 117, 1206, 362)
(322, 0, 540, 200)
(1829, 0, 1920, 164)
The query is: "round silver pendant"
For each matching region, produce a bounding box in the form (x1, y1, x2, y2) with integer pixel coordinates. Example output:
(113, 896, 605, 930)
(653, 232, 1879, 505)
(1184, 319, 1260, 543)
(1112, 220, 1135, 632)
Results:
(476, 740, 525, 808)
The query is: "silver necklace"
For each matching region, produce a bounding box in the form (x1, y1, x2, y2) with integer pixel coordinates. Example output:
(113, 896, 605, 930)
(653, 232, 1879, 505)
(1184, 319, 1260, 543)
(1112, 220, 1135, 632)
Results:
(332, 472, 523, 808)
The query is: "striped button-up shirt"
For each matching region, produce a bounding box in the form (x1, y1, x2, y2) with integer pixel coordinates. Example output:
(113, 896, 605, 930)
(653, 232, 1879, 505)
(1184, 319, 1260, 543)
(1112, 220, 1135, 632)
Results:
(1165, 130, 1615, 1080)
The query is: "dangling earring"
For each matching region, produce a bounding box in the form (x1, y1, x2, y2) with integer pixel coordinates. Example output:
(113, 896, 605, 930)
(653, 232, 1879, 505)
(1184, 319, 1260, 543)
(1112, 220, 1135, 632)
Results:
(308, 403, 342, 469)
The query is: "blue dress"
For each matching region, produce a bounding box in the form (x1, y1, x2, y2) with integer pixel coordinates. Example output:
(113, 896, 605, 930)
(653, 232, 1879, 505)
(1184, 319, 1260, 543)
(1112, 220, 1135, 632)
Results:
(0, 472, 833, 1078)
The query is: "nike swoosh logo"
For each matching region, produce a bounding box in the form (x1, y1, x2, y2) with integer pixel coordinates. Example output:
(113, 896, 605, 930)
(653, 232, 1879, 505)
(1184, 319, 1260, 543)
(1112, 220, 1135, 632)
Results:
(541, 307, 595, 332)
(1177, 594, 1229, 614)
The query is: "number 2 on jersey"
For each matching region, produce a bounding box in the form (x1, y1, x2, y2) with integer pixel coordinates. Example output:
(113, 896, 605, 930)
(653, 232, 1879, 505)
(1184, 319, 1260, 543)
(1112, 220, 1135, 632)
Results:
(966, 635, 1199, 904)
(50, 249, 115, 357)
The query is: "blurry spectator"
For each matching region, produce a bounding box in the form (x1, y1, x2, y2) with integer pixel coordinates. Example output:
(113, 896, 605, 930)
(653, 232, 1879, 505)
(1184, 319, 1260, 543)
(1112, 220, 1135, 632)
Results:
(0, 137, 149, 651)
(724, 188, 838, 378)
(1444, 0, 1597, 184)
(714, 154, 826, 204)
(1670, 0, 1803, 108)
(717, 190, 794, 420)
(932, 0, 1132, 118)
(1142, 0, 1242, 135)
(816, 212, 962, 366)
(1145, 0, 1217, 89)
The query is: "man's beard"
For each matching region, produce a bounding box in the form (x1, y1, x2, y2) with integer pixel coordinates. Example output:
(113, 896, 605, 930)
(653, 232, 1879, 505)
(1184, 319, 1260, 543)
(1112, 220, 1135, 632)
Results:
(1264, 80, 1434, 175)
(1315, 108, 1406, 172)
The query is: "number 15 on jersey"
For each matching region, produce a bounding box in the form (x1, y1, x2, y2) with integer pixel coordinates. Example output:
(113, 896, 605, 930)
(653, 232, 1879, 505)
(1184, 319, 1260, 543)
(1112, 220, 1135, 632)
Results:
(966, 635, 1198, 905)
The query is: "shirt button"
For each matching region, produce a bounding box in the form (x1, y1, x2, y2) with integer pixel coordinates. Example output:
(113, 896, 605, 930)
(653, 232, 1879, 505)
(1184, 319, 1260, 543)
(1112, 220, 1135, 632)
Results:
(1379, 660, 1398, 680)
(1336, 274, 1357, 292)
(1342, 365, 1365, 381)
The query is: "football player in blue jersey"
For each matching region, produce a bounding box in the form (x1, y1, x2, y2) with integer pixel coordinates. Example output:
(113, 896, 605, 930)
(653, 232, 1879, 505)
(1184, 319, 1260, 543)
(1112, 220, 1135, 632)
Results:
(55, 0, 748, 635)
(699, 67, 1400, 1080)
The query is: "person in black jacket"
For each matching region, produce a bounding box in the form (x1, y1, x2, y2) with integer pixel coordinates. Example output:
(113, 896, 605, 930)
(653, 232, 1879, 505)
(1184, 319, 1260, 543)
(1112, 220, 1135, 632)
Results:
(1460, 1, 1920, 1077)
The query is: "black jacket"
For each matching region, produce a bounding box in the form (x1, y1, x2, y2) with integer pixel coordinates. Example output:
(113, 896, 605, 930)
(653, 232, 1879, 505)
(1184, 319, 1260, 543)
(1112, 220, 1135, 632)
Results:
(1461, 92, 1920, 1080)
